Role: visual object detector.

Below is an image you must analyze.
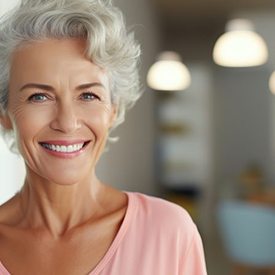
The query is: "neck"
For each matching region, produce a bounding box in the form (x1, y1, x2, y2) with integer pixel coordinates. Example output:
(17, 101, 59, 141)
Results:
(18, 170, 106, 238)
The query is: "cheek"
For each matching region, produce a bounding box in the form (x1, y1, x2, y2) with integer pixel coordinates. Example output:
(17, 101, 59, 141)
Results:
(9, 104, 53, 139)
(8, 99, 113, 140)
(82, 105, 113, 135)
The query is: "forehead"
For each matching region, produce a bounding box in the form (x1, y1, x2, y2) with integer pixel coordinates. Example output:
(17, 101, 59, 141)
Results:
(9, 38, 107, 87)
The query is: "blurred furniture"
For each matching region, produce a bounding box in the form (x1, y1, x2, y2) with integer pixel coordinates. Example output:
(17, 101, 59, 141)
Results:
(217, 200, 275, 275)
(247, 188, 275, 207)
(239, 164, 264, 198)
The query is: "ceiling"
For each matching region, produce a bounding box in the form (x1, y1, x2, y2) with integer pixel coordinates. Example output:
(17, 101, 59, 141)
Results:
(151, 0, 275, 61)
(152, 0, 275, 33)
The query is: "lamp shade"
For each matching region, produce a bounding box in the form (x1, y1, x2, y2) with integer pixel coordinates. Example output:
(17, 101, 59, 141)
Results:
(147, 51, 191, 91)
(213, 19, 268, 67)
(269, 71, 275, 95)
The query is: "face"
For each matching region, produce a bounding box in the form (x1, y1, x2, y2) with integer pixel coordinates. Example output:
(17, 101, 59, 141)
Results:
(2, 38, 116, 185)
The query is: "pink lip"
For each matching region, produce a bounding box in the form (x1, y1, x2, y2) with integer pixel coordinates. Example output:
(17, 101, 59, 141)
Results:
(39, 140, 90, 146)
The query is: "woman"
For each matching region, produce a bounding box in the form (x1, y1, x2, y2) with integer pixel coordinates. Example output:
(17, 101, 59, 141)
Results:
(0, 0, 207, 274)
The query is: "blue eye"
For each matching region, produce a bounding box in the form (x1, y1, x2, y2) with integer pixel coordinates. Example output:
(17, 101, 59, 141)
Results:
(28, 93, 48, 102)
(80, 92, 99, 101)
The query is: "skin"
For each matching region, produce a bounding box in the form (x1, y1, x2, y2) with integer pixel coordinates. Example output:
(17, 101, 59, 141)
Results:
(0, 38, 128, 274)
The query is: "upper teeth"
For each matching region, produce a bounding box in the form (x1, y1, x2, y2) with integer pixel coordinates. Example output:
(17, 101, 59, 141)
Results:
(42, 143, 84, 153)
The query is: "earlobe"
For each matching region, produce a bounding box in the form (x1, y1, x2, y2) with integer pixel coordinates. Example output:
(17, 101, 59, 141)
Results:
(0, 114, 13, 130)
(109, 105, 117, 128)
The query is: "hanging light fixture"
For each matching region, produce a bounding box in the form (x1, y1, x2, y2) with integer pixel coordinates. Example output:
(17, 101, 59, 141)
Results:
(269, 71, 275, 95)
(147, 51, 191, 91)
(213, 19, 268, 67)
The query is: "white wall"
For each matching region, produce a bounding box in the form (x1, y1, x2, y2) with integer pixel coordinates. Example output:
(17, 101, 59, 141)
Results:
(0, 136, 25, 204)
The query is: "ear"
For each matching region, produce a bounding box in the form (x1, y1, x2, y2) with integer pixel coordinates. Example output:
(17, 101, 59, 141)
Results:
(0, 113, 13, 130)
(109, 104, 117, 128)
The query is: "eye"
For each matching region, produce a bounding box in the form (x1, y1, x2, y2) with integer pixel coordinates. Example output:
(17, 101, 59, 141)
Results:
(28, 93, 49, 103)
(80, 92, 100, 101)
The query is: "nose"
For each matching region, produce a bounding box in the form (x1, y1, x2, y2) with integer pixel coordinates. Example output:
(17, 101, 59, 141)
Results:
(50, 101, 81, 133)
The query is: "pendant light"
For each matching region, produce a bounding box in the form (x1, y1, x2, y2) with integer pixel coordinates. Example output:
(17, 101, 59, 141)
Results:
(269, 71, 275, 95)
(213, 19, 268, 67)
(147, 51, 191, 91)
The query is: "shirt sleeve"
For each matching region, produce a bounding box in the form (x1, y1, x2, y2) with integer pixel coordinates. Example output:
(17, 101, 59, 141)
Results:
(180, 225, 208, 275)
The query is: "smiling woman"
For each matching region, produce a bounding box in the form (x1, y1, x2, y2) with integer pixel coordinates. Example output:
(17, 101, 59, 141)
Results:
(0, 0, 207, 274)
(7, 38, 115, 184)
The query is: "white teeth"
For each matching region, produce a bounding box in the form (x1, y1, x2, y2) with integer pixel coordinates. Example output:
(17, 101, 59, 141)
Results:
(42, 143, 85, 153)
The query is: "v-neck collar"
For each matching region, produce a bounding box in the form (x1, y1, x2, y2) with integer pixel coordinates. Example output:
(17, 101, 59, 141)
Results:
(0, 192, 136, 275)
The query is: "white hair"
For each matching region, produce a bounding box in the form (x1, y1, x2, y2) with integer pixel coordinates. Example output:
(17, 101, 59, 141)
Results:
(0, 0, 142, 153)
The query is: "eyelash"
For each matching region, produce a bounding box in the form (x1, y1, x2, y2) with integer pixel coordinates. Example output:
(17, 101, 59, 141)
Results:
(80, 92, 100, 101)
(27, 92, 100, 103)
(28, 93, 49, 102)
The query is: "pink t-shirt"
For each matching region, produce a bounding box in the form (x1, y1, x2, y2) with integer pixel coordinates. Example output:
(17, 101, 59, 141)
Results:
(0, 192, 207, 275)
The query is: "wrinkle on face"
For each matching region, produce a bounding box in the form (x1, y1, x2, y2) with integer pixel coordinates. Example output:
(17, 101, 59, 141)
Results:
(7, 38, 116, 185)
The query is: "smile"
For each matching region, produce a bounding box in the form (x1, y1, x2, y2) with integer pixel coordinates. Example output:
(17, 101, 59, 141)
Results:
(39, 140, 91, 155)
(41, 143, 84, 153)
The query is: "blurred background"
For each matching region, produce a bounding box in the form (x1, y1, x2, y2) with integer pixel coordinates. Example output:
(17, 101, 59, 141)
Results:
(2, 0, 275, 274)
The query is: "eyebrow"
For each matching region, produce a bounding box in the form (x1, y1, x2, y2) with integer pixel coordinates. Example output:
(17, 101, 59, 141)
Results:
(19, 82, 105, 92)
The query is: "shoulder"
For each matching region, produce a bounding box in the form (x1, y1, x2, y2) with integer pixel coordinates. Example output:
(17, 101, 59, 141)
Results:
(123, 193, 207, 274)
(127, 192, 197, 236)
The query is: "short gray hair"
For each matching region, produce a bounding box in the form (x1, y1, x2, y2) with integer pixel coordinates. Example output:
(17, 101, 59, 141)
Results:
(0, 0, 142, 152)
